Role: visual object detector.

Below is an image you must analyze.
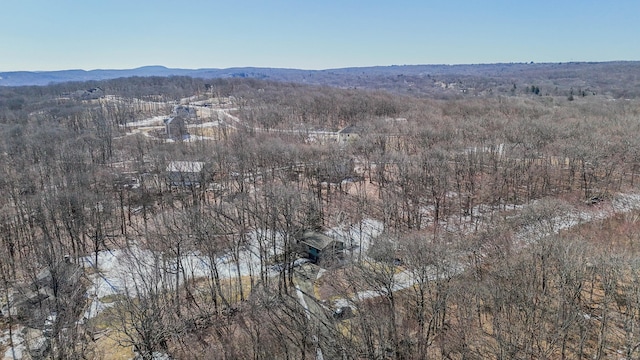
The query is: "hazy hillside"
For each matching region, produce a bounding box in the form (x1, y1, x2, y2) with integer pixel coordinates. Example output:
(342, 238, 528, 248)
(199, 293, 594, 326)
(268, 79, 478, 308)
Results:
(2, 72, 640, 359)
(3, 61, 640, 99)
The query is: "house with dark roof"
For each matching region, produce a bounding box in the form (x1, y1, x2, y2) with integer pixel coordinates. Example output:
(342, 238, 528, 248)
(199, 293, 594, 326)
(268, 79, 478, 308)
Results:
(166, 161, 206, 187)
(299, 231, 344, 263)
(72, 87, 104, 100)
(337, 124, 361, 144)
(174, 105, 197, 119)
(1, 258, 85, 322)
(164, 116, 188, 140)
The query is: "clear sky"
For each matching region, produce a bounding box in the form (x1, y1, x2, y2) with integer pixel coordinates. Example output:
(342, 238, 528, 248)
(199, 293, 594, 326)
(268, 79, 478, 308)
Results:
(1, 0, 638, 71)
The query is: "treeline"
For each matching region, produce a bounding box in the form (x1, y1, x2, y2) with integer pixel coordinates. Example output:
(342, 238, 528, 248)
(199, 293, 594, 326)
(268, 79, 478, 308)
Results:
(0, 77, 640, 358)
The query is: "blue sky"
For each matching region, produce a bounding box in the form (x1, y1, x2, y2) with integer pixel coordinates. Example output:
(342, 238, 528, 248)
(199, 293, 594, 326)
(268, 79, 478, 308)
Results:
(1, 0, 638, 71)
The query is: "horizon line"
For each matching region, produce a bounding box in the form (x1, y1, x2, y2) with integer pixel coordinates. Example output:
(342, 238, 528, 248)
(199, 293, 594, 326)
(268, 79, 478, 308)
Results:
(2, 60, 639, 73)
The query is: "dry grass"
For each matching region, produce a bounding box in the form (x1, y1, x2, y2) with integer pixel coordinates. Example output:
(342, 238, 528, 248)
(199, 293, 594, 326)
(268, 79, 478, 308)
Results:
(314, 261, 401, 303)
(91, 330, 135, 360)
(565, 209, 640, 254)
(315, 266, 367, 301)
(190, 275, 254, 305)
(190, 126, 230, 139)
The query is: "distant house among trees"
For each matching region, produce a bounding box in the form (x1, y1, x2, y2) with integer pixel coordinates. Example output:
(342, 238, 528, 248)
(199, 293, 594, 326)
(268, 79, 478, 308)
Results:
(164, 116, 188, 140)
(337, 125, 361, 144)
(166, 161, 206, 187)
(72, 87, 104, 100)
(298, 231, 344, 263)
(173, 105, 197, 119)
(1, 257, 85, 323)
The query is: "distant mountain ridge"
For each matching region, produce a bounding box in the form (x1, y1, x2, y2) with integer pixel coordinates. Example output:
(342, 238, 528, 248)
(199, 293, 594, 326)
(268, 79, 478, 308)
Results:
(0, 66, 192, 86)
(2, 62, 640, 99)
(0, 65, 311, 86)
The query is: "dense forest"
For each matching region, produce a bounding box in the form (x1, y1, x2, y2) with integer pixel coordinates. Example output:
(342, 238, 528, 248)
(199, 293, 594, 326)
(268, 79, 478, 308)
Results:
(1, 70, 640, 359)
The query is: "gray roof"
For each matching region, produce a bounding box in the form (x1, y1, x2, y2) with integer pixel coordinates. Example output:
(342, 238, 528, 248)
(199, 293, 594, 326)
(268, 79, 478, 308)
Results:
(299, 231, 341, 251)
(338, 125, 360, 134)
(166, 161, 205, 173)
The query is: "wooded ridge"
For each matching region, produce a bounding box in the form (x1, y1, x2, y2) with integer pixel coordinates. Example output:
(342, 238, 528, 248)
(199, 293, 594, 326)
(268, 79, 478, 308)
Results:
(1, 70, 640, 359)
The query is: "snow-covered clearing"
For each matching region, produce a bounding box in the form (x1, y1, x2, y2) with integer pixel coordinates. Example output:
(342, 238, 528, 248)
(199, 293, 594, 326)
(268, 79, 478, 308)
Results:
(188, 121, 224, 128)
(329, 192, 640, 310)
(83, 251, 232, 317)
(0, 326, 45, 360)
(165, 134, 218, 142)
(1, 327, 25, 360)
(212, 108, 241, 124)
(79, 219, 381, 319)
(122, 115, 166, 127)
(80, 226, 317, 318)
(78, 190, 640, 320)
(516, 193, 640, 244)
(328, 218, 384, 260)
(331, 261, 464, 311)
(81, 243, 262, 318)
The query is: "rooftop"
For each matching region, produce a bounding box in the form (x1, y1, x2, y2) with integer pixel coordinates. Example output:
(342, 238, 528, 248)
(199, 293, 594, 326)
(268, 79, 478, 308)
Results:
(166, 161, 205, 173)
(299, 231, 341, 251)
(338, 124, 360, 134)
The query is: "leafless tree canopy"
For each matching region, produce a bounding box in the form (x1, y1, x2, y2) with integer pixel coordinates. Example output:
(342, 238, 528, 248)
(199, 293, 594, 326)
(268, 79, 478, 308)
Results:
(1, 69, 640, 359)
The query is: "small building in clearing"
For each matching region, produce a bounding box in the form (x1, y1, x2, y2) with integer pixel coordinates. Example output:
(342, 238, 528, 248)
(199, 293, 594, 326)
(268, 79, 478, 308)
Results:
(166, 161, 206, 187)
(337, 125, 361, 144)
(164, 116, 189, 140)
(299, 231, 344, 263)
(174, 105, 198, 119)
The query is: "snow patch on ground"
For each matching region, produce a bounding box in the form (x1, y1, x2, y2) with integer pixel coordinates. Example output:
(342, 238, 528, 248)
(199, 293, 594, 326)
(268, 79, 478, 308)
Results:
(329, 218, 384, 259)
(189, 121, 223, 128)
(78, 194, 640, 320)
(332, 262, 463, 310)
(612, 193, 640, 212)
(122, 116, 166, 127)
(516, 193, 640, 244)
(80, 228, 291, 318)
(331, 193, 640, 310)
(1, 327, 25, 360)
